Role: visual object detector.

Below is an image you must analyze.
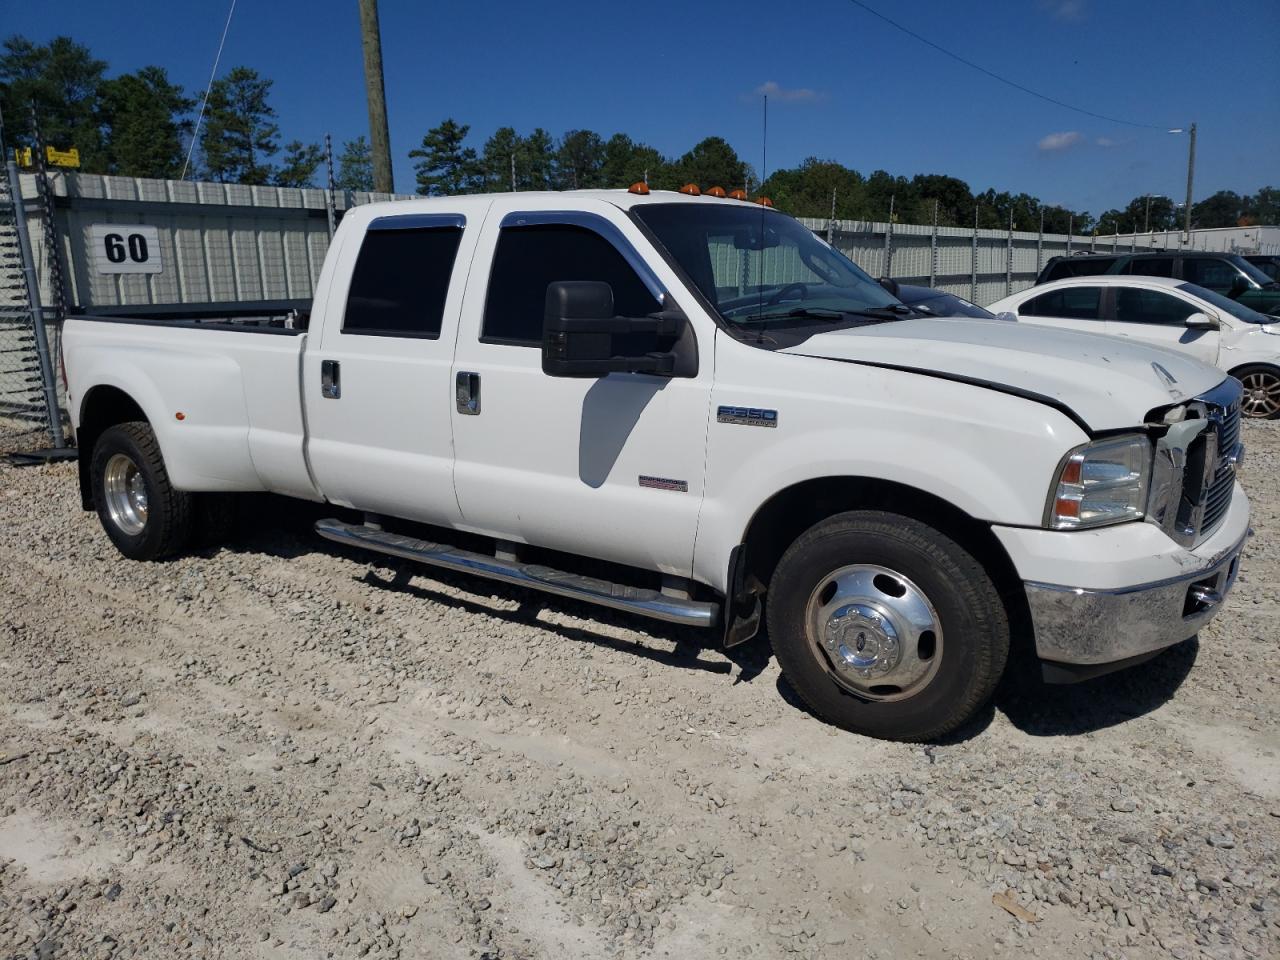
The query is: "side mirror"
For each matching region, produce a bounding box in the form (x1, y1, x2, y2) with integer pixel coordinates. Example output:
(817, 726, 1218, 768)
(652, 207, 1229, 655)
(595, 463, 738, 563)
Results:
(878, 276, 900, 298)
(542, 281, 695, 378)
(996, 311, 1018, 323)
(1184, 311, 1218, 330)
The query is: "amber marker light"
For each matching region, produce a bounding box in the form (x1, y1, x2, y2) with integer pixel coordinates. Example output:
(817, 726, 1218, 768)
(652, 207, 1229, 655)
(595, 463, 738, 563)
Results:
(705, 186, 727, 198)
(628, 181, 649, 195)
(175, 412, 186, 421)
(678, 183, 701, 196)
(755, 196, 774, 207)
(728, 189, 748, 201)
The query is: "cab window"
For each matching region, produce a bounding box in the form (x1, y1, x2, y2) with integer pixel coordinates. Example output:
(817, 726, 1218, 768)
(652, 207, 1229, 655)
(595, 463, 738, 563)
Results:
(343, 225, 463, 338)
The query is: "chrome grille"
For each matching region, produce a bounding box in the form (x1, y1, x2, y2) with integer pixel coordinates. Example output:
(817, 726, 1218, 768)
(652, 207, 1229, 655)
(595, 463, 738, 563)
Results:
(1200, 392, 1241, 535)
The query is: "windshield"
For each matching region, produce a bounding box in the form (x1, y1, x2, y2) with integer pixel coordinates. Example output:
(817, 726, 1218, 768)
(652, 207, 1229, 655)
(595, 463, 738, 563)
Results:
(1178, 282, 1271, 324)
(631, 203, 902, 329)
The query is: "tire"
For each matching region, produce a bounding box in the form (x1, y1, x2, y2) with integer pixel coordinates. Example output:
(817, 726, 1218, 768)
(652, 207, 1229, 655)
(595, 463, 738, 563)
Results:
(766, 510, 1008, 742)
(90, 421, 192, 560)
(1232, 365, 1280, 420)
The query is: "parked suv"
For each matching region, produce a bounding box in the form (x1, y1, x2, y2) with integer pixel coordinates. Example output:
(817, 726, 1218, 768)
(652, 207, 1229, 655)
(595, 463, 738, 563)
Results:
(1244, 255, 1280, 282)
(1037, 252, 1280, 317)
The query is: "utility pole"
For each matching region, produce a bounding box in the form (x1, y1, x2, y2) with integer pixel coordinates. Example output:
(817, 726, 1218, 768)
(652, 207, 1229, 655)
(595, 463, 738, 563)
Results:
(1183, 122, 1196, 245)
(357, 0, 394, 193)
(510, 153, 516, 192)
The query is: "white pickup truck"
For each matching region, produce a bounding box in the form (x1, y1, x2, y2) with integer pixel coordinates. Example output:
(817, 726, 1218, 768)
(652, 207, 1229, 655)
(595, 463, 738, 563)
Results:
(63, 189, 1251, 741)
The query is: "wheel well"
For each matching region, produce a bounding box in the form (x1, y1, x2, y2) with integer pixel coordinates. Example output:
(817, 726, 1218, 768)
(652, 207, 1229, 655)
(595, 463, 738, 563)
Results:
(739, 477, 1032, 649)
(1228, 362, 1279, 376)
(76, 386, 149, 510)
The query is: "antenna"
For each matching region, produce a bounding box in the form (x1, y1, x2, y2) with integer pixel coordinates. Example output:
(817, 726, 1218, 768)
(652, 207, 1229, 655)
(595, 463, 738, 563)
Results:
(182, 0, 237, 180)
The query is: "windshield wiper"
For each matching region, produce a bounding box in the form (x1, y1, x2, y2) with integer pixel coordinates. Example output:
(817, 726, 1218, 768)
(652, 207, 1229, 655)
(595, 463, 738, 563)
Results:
(738, 307, 845, 322)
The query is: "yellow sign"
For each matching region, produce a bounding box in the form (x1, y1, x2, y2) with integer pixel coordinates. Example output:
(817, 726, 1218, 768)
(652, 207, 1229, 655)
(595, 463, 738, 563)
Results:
(45, 146, 80, 168)
(13, 147, 32, 167)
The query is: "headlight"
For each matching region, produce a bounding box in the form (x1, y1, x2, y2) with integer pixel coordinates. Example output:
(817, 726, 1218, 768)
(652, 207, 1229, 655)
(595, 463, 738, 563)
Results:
(1045, 434, 1151, 529)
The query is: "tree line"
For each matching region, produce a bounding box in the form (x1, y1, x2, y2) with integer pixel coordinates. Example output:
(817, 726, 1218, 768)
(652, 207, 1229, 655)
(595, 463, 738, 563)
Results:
(1, 34, 1274, 234)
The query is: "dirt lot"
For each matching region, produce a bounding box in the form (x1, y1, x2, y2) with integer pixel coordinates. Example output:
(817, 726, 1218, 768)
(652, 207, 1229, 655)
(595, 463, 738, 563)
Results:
(1, 421, 1277, 960)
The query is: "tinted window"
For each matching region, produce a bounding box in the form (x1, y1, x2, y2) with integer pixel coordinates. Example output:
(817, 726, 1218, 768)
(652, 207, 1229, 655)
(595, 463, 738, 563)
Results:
(1182, 258, 1240, 293)
(1126, 257, 1174, 278)
(908, 292, 994, 319)
(1046, 258, 1113, 281)
(1255, 260, 1280, 281)
(343, 226, 462, 338)
(482, 224, 661, 345)
(1021, 286, 1103, 320)
(1115, 288, 1197, 325)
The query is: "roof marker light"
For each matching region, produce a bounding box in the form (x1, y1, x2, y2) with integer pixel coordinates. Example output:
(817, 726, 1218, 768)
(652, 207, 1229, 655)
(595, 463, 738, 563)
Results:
(755, 196, 774, 207)
(706, 186, 727, 198)
(628, 181, 650, 195)
(678, 183, 701, 196)
(728, 189, 748, 201)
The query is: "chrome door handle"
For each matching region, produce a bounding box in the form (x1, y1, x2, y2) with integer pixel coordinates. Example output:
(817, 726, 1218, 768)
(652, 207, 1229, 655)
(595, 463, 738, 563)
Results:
(321, 359, 340, 399)
(456, 371, 480, 415)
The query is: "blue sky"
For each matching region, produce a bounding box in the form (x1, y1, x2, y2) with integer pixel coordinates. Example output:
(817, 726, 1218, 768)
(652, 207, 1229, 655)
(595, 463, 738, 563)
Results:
(11, 0, 1280, 217)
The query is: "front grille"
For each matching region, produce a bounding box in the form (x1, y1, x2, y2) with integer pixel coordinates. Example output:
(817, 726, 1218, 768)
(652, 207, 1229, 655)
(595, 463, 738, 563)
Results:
(1196, 382, 1241, 538)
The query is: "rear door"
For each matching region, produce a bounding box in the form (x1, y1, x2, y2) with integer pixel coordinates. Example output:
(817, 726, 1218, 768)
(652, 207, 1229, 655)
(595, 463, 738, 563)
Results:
(304, 203, 487, 523)
(448, 200, 713, 577)
(1106, 285, 1219, 365)
(1015, 284, 1109, 335)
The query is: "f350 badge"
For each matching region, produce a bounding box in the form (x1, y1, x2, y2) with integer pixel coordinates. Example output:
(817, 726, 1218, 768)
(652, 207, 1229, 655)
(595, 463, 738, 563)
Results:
(717, 405, 778, 428)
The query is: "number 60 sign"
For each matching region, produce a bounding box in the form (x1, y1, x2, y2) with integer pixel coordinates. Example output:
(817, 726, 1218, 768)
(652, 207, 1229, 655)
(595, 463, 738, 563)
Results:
(89, 224, 162, 275)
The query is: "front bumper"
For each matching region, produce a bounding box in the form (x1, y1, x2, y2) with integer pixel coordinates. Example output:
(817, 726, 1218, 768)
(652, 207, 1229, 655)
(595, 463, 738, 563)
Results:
(994, 484, 1250, 671)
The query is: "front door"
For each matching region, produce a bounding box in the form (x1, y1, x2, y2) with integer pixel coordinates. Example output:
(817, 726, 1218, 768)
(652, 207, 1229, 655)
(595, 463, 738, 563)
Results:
(1106, 285, 1219, 366)
(449, 204, 713, 577)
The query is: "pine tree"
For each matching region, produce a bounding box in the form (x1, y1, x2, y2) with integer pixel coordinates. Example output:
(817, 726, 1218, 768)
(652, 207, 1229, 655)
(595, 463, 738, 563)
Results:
(554, 129, 604, 190)
(100, 66, 192, 179)
(409, 118, 480, 196)
(199, 66, 279, 185)
(0, 35, 108, 169)
(336, 136, 374, 191)
(274, 140, 324, 187)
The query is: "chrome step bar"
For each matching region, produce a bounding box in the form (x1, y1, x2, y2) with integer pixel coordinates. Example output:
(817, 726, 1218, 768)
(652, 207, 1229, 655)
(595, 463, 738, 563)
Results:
(315, 518, 719, 628)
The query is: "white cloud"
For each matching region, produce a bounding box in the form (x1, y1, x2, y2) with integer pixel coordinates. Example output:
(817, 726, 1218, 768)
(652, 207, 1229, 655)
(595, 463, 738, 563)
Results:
(1095, 136, 1118, 147)
(1038, 131, 1084, 152)
(753, 81, 821, 103)
(1038, 0, 1085, 21)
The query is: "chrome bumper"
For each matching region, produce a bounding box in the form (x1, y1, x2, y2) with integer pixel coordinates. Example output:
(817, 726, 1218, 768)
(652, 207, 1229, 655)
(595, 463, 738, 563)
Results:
(1025, 530, 1248, 667)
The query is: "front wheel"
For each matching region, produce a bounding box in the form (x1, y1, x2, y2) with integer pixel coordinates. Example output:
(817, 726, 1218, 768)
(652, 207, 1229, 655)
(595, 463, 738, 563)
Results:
(767, 511, 1008, 741)
(91, 422, 192, 560)
(1233, 365, 1280, 419)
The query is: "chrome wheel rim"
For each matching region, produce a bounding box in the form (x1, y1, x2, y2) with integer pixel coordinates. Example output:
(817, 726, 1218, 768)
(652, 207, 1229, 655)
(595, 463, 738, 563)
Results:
(1239, 371, 1280, 418)
(103, 453, 148, 536)
(805, 564, 942, 701)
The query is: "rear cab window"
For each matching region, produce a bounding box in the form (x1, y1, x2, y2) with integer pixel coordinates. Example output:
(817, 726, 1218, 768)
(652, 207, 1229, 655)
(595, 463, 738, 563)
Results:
(343, 217, 465, 338)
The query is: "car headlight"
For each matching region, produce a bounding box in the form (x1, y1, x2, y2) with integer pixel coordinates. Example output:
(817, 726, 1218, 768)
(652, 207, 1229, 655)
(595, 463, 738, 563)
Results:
(1045, 434, 1151, 529)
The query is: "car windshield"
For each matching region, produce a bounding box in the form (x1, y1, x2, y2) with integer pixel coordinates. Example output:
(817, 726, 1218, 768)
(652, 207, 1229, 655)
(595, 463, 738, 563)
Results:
(631, 202, 903, 329)
(1178, 282, 1270, 324)
(906, 292, 994, 319)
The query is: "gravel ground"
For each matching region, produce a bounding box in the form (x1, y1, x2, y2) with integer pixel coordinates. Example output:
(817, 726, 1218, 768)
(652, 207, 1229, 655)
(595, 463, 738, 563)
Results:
(0, 420, 1277, 960)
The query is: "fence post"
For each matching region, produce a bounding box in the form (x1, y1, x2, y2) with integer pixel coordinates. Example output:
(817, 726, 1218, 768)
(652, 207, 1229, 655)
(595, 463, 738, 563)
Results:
(1036, 209, 1044, 275)
(1005, 208, 1013, 297)
(6, 159, 65, 449)
(323, 133, 337, 239)
(929, 199, 938, 288)
(883, 194, 894, 278)
(970, 205, 978, 302)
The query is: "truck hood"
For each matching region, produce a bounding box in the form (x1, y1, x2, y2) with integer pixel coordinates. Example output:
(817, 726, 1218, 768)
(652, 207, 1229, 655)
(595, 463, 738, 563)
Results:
(779, 318, 1225, 432)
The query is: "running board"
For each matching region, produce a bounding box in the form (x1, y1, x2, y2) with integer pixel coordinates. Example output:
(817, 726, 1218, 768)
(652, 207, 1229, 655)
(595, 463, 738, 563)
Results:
(315, 518, 719, 628)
